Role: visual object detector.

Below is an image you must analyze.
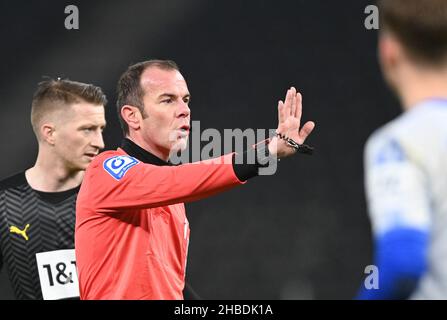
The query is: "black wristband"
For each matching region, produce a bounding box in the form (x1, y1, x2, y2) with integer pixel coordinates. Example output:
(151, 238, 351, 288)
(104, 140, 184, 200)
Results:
(232, 139, 278, 181)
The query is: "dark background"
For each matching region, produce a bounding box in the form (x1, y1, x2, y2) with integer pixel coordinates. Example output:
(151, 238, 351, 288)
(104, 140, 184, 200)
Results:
(0, 0, 401, 299)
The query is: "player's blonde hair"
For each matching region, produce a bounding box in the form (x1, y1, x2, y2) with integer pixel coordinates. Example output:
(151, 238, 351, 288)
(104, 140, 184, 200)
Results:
(31, 78, 107, 139)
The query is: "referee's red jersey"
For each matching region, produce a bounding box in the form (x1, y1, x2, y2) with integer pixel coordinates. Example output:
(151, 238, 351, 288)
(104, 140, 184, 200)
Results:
(75, 147, 244, 300)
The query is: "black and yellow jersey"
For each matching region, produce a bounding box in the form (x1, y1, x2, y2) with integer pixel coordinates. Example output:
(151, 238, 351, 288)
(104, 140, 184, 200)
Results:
(0, 172, 79, 300)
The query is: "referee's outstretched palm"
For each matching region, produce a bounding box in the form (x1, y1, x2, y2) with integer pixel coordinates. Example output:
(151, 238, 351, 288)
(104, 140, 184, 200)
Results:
(269, 87, 315, 158)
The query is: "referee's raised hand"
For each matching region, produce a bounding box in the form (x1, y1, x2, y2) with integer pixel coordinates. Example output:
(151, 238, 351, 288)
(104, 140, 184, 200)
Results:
(268, 87, 315, 158)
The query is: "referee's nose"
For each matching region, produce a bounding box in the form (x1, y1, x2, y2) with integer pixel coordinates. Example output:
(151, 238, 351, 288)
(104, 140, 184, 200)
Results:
(176, 100, 191, 118)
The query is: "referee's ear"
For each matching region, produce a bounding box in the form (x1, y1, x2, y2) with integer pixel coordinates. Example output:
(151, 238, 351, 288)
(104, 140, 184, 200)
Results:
(121, 105, 141, 132)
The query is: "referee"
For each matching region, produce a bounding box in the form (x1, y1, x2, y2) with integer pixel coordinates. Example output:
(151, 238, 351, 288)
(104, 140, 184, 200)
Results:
(75, 59, 315, 299)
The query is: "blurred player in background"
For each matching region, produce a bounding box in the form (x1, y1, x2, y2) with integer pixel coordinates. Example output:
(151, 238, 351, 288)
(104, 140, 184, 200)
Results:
(75, 59, 315, 299)
(359, 0, 447, 299)
(0, 79, 107, 299)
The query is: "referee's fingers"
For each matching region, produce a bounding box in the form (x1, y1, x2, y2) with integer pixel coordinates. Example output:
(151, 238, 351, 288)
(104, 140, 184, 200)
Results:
(298, 121, 315, 143)
(283, 88, 293, 116)
(295, 92, 302, 121)
(278, 100, 285, 123)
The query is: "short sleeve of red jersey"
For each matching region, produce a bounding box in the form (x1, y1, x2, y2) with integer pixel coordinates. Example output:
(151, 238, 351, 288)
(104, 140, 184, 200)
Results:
(79, 150, 245, 212)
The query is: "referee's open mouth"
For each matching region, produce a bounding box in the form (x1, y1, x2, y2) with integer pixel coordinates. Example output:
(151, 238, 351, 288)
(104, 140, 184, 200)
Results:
(178, 125, 190, 136)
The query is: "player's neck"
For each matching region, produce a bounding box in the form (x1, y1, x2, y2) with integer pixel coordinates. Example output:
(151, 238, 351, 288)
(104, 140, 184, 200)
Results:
(398, 65, 447, 111)
(26, 153, 84, 193)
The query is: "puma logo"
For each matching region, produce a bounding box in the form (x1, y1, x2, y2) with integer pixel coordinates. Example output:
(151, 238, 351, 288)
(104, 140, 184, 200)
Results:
(10, 224, 30, 241)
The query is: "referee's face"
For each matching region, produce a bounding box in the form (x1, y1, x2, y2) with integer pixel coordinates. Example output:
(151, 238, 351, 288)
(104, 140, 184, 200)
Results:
(53, 102, 106, 171)
(139, 67, 191, 159)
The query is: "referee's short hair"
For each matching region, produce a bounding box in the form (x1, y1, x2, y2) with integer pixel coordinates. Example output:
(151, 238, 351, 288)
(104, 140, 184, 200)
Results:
(116, 59, 179, 136)
(378, 0, 447, 66)
(31, 78, 107, 139)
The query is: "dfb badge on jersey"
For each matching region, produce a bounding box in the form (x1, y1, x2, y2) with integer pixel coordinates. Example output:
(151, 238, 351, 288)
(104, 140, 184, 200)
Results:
(103, 155, 139, 180)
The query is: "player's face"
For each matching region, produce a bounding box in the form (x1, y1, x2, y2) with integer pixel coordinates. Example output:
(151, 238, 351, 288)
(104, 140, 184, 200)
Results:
(53, 102, 106, 171)
(139, 67, 191, 158)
